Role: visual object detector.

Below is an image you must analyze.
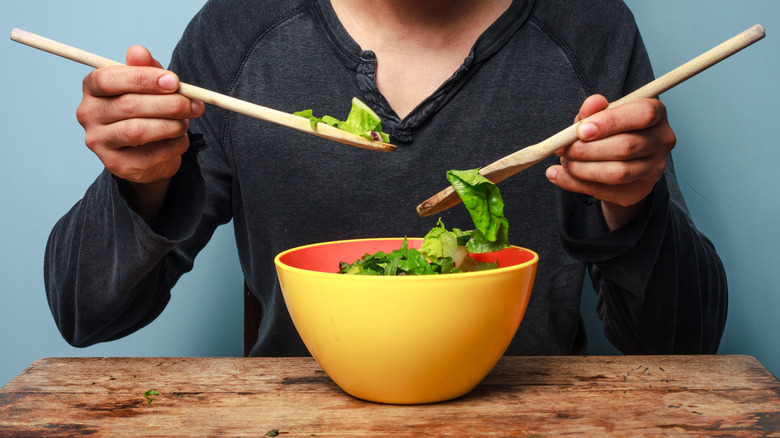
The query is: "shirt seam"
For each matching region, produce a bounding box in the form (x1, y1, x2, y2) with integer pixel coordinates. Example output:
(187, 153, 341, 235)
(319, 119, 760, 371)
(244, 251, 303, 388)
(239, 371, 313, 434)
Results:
(528, 14, 591, 96)
(220, 5, 310, 150)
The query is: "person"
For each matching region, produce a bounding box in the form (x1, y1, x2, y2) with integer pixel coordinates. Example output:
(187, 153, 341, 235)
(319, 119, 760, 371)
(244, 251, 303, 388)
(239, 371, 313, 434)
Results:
(45, 0, 727, 356)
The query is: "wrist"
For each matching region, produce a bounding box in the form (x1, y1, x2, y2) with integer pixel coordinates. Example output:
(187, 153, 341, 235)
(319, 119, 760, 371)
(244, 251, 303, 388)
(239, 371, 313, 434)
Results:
(124, 178, 172, 226)
(601, 199, 647, 231)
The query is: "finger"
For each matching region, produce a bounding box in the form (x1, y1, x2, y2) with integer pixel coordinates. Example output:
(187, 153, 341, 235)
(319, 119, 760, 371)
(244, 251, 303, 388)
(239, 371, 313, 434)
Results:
(561, 128, 670, 162)
(83, 65, 180, 98)
(559, 154, 666, 186)
(577, 98, 666, 142)
(83, 92, 204, 125)
(556, 95, 609, 157)
(125, 45, 163, 68)
(575, 94, 609, 123)
(85, 118, 190, 151)
(545, 164, 653, 206)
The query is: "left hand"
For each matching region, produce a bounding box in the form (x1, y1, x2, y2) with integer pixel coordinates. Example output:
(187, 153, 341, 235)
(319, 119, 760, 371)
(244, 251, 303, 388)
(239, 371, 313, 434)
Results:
(545, 94, 676, 230)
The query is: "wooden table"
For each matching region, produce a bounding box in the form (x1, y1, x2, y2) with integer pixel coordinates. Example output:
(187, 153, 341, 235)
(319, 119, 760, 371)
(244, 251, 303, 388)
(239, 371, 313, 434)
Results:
(1, 355, 779, 436)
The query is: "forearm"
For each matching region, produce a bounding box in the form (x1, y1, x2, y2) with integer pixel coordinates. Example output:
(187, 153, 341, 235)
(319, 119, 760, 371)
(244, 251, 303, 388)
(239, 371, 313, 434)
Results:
(560, 177, 727, 354)
(44, 147, 210, 347)
(593, 209, 727, 354)
(122, 177, 172, 227)
(43, 170, 178, 347)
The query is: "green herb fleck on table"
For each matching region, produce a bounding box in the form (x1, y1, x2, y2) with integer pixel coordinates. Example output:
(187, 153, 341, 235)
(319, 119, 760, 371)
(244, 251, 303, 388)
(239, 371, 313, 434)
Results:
(143, 389, 159, 404)
(265, 430, 280, 437)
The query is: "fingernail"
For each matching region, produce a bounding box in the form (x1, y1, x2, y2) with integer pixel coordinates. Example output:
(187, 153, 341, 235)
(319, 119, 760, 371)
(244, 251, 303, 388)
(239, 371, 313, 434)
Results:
(546, 167, 558, 180)
(191, 99, 204, 114)
(560, 157, 568, 167)
(578, 121, 597, 140)
(158, 74, 178, 90)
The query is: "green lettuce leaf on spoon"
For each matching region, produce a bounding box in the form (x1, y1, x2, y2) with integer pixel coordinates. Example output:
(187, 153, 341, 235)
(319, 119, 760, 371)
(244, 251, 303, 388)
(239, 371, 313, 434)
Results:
(295, 97, 390, 143)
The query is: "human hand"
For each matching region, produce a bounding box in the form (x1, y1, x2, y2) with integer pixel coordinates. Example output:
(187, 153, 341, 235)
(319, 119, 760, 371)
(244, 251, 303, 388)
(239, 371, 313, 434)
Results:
(76, 45, 204, 185)
(545, 94, 676, 230)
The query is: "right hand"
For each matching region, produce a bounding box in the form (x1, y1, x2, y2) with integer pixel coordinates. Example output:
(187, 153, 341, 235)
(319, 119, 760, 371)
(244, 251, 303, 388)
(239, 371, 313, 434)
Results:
(76, 45, 204, 186)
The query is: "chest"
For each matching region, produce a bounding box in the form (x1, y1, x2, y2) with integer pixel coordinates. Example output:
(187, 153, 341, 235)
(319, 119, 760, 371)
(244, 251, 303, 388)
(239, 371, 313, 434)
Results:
(371, 42, 476, 119)
(218, 22, 588, 242)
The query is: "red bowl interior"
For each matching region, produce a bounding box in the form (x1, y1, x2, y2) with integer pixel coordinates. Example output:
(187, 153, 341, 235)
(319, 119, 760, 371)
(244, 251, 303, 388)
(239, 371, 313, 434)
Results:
(278, 238, 536, 274)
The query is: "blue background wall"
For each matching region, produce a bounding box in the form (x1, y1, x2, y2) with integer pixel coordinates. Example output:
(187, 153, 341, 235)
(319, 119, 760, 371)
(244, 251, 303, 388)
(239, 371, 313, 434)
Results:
(1, 1, 778, 385)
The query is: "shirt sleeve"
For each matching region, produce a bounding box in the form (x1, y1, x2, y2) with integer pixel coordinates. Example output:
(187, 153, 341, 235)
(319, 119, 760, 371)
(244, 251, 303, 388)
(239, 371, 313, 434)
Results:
(558, 26, 728, 354)
(559, 170, 727, 354)
(43, 132, 231, 347)
(42, 0, 251, 348)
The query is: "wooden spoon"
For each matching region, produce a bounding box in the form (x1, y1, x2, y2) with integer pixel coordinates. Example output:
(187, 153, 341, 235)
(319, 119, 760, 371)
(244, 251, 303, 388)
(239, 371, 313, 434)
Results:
(416, 24, 765, 217)
(9, 28, 396, 153)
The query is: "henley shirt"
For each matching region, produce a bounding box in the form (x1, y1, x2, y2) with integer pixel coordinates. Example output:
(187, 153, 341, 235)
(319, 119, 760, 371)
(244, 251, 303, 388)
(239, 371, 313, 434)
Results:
(44, 0, 728, 356)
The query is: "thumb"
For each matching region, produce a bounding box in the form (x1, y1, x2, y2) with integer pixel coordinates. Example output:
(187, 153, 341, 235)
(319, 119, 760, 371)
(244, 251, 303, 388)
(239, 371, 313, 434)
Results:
(126, 45, 163, 68)
(575, 94, 609, 122)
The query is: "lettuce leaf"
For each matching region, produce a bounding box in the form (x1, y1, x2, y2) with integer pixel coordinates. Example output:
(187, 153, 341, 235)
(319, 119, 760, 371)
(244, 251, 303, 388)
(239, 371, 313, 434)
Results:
(446, 169, 509, 253)
(419, 219, 460, 261)
(294, 97, 390, 142)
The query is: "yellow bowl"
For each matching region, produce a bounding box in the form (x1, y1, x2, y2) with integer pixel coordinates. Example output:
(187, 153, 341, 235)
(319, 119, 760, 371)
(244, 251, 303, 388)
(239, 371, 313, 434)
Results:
(274, 237, 537, 404)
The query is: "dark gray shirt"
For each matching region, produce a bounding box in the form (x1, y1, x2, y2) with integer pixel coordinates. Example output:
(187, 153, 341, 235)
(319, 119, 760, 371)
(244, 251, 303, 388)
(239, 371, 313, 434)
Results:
(44, 0, 727, 356)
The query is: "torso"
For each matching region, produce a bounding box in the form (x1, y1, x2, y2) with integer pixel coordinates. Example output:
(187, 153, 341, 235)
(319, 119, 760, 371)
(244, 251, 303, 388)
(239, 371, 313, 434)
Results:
(173, 0, 649, 356)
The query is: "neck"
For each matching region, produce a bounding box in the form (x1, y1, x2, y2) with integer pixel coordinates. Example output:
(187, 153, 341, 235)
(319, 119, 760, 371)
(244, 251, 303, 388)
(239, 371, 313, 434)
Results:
(330, 0, 513, 118)
(332, 0, 512, 49)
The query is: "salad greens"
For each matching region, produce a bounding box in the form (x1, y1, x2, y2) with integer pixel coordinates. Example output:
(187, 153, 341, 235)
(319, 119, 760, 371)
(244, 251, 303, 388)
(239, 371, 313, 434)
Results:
(294, 97, 390, 143)
(339, 169, 509, 276)
(338, 237, 463, 276)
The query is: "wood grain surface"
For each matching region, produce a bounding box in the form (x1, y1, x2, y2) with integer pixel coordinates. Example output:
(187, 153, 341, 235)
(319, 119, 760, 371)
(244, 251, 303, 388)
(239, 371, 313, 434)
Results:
(2, 355, 779, 436)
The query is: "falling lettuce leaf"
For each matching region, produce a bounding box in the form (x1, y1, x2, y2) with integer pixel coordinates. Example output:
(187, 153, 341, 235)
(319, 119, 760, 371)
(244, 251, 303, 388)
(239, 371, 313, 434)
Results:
(294, 97, 390, 142)
(446, 169, 509, 254)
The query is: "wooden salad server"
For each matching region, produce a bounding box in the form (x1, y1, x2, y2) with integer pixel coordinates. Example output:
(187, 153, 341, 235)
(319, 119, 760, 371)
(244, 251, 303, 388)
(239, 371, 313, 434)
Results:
(416, 24, 765, 217)
(9, 28, 396, 152)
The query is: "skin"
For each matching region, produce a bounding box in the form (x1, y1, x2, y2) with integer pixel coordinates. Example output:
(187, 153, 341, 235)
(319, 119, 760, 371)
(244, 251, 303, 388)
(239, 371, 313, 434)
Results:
(546, 95, 676, 231)
(76, 46, 204, 224)
(76, 1, 676, 232)
(332, 0, 512, 118)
